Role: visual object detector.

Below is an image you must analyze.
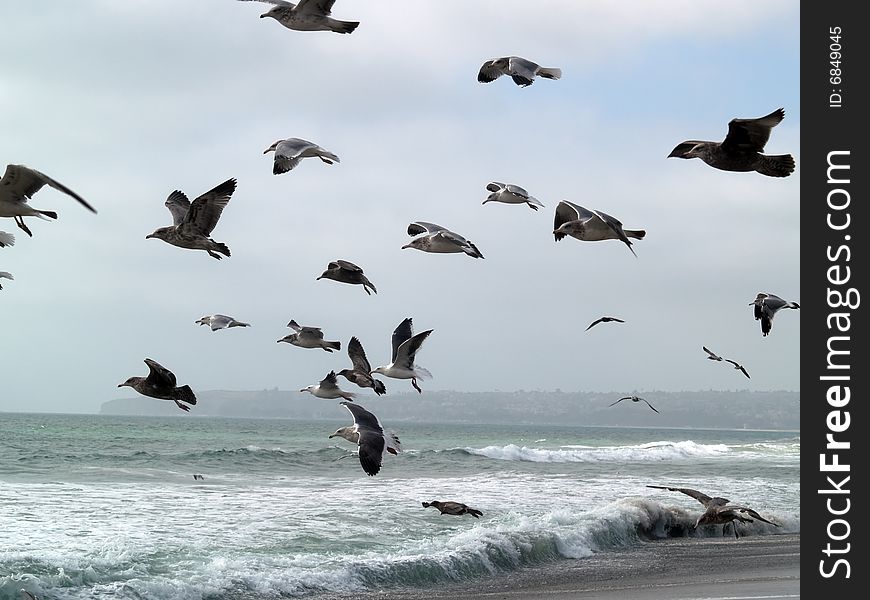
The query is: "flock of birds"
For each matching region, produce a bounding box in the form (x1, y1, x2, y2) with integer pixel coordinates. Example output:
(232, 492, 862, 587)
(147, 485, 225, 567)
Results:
(3, 1, 795, 560)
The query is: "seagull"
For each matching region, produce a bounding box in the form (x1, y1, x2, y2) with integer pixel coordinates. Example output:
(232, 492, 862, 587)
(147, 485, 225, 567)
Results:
(338, 336, 387, 395)
(192, 474, 205, 481)
(239, 0, 359, 34)
(585, 316, 625, 331)
(553, 200, 645, 257)
(646, 485, 780, 539)
(668, 108, 795, 177)
(317, 260, 377, 295)
(300, 370, 356, 401)
(372, 318, 433, 393)
(0, 271, 12, 290)
(402, 222, 484, 259)
(146, 178, 236, 260)
(0, 231, 14, 247)
(0, 164, 96, 237)
(610, 395, 659, 413)
(483, 182, 544, 211)
(118, 358, 197, 412)
(751, 292, 800, 337)
(477, 56, 561, 87)
(278, 319, 340, 352)
(725, 359, 751, 379)
(702, 346, 723, 361)
(196, 314, 251, 331)
(263, 138, 340, 174)
(421, 501, 483, 518)
(330, 401, 401, 476)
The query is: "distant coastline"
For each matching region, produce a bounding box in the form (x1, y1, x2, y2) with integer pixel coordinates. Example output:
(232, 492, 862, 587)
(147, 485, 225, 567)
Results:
(99, 389, 800, 430)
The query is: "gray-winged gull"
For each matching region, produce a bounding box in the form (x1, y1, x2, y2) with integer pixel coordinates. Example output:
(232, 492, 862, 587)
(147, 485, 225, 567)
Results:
(402, 221, 484, 259)
(702, 346, 723, 361)
(553, 201, 645, 257)
(239, 0, 359, 34)
(610, 395, 659, 413)
(724, 359, 751, 379)
(118, 358, 197, 412)
(477, 56, 561, 87)
(263, 138, 340, 174)
(421, 501, 483, 518)
(750, 292, 800, 336)
(146, 178, 236, 260)
(338, 336, 387, 395)
(0, 164, 96, 237)
(300, 370, 356, 401)
(372, 317, 433, 393)
(196, 314, 251, 331)
(668, 108, 795, 177)
(0, 231, 14, 247)
(317, 260, 377, 295)
(585, 316, 625, 331)
(330, 400, 401, 476)
(278, 319, 340, 352)
(483, 182, 544, 211)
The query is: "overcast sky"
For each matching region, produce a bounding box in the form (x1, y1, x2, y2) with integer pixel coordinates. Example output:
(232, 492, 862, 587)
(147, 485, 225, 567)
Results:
(0, 1, 800, 414)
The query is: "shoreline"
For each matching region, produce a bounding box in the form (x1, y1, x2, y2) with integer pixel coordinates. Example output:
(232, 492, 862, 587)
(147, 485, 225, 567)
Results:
(326, 533, 799, 600)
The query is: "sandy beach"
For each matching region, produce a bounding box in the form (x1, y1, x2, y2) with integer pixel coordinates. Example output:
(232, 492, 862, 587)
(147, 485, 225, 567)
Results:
(330, 533, 799, 600)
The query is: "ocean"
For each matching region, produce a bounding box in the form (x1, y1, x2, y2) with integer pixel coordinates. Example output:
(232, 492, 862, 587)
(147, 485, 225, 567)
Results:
(0, 412, 800, 600)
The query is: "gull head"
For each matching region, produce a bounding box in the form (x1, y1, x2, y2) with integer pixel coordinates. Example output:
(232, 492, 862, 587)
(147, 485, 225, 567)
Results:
(482, 192, 500, 205)
(299, 385, 314, 394)
(277, 333, 297, 344)
(553, 221, 584, 238)
(668, 141, 705, 159)
(371, 366, 387, 376)
(146, 227, 172, 241)
(329, 426, 357, 442)
(117, 378, 137, 388)
(263, 141, 282, 154)
(196, 316, 211, 326)
(401, 238, 425, 251)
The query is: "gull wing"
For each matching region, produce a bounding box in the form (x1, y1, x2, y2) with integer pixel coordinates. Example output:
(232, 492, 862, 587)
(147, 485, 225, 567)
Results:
(1, 164, 96, 212)
(180, 178, 236, 236)
(722, 108, 785, 153)
(408, 221, 446, 236)
(702, 346, 722, 360)
(0, 231, 14, 247)
(341, 400, 384, 434)
(725, 359, 751, 379)
(591, 208, 637, 257)
(319, 370, 340, 390)
(585, 318, 605, 331)
(726, 505, 780, 526)
(394, 329, 433, 369)
(508, 56, 539, 85)
(646, 485, 729, 508)
(504, 183, 530, 198)
(238, 0, 296, 7)
(164, 191, 191, 225)
(300, 326, 325, 340)
(478, 59, 505, 83)
(554, 200, 594, 241)
(143, 358, 177, 388)
(485, 182, 505, 192)
(334, 259, 363, 272)
(296, 0, 335, 16)
(390, 318, 414, 363)
(348, 336, 372, 373)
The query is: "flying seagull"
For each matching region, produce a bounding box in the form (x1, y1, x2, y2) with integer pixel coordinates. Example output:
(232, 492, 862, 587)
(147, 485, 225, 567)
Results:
(372, 318, 433, 393)
(668, 108, 795, 177)
(263, 138, 340, 174)
(477, 56, 561, 87)
(585, 316, 625, 331)
(553, 200, 645, 257)
(330, 401, 401, 476)
(278, 319, 340, 352)
(196, 314, 251, 331)
(0, 231, 14, 247)
(238, 0, 359, 34)
(421, 501, 483, 518)
(146, 178, 236, 260)
(192, 474, 205, 481)
(338, 336, 387, 395)
(0, 271, 12, 290)
(118, 358, 197, 412)
(0, 164, 96, 237)
(724, 359, 751, 379)
(610, 395, 659, 413)
(750, 292, 800, 337)
(402, 221, 484, 259)
(317, 260, 377, 295)
(300, 370, 356, 401)
(483, 182, 544, 211)
(702, 346, 723, 361)
(646, 485, 780, 538)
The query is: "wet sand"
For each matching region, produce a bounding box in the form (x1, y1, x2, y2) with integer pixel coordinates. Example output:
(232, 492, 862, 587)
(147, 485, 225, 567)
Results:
(330, 533, 799, 600)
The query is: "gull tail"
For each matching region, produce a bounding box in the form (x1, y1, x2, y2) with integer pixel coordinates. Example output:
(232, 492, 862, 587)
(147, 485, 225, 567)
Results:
(176, 385, 197, 406)
(318, 151, 341, 164)
(386, 431, 402, 454)
(467, 508, 483, 518)
(786, 301, 800, 309)
(214, 242, 231, 257)
(37, 210, 58, 221)
(537, 67, 562, 80)
(756, 154, 795, 177)
(464, 242, 485, 259)
(372, 379, 387, 395)
(329, 19, 359, 34)
(362, 278, 377, 295)
(324, 340, 341, 352)
(0, 232, 14, 247)
(625, 229, 646, 240)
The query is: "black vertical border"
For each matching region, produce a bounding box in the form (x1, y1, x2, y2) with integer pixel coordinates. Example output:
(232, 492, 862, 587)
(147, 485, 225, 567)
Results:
(802, 2, 867, 596)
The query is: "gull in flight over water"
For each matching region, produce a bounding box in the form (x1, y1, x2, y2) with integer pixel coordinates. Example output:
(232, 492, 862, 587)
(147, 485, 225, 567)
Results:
(553, 201, 645, 257)
(402, 221, 484, 259)
(330, 401, 401, 476)
(196, 314, 251, 331)
(478, 56, 561, 87)
(118, 358, 197, 412)
(724, 359, 751, 379)
(238, 0, 360, 34)
(610, 395, 659, 413)
(750, 292, 800, 337)
(668, 108, 795, 177)
(146, 178, 236, 260)
(422, 500, 483, 518)
(0, 164, 96, 237)
(338, 336, 387, 395)
(372, 318, 433, 393)
(263, 137, 340, 174)
(586, 316, 625, 331)
(300, 370, 356, 401)
(278, 319, 341, 352)
(317, 260, 377, 295)
(483, 182, 544, 211)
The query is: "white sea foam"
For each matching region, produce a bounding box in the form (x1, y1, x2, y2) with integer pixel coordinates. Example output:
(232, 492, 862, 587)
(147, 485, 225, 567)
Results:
(465, 440, 730, 463)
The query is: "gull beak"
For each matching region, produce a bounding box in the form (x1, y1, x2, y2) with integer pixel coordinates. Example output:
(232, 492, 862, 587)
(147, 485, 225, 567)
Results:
(401, 243, 411, 250)
(263, 148, 271, 154)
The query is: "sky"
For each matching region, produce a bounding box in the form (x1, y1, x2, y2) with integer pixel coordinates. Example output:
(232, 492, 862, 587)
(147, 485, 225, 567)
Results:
(0, 0, 800, 414)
